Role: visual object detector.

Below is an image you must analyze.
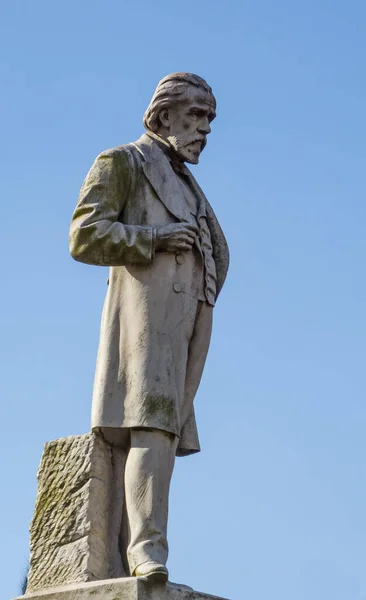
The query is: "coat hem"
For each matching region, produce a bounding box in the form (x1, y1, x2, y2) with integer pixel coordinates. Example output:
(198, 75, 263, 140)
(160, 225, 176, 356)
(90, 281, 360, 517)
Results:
(91, 425, 200, 457)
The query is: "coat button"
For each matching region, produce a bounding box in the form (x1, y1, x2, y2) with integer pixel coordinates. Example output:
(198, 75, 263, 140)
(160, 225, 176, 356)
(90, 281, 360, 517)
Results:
(173, 283, 182, 293)
(175, 253, 184, 265)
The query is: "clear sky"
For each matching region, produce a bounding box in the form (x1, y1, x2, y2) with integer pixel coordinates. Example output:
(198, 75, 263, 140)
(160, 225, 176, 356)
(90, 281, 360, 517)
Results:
(1, 1, 365, 599)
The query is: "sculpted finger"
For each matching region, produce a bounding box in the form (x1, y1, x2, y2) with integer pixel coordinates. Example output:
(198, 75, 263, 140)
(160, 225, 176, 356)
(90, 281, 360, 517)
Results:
(183, 224, 199, 234)
(176, 242, 192, 251)
(179, 234, 194, 245)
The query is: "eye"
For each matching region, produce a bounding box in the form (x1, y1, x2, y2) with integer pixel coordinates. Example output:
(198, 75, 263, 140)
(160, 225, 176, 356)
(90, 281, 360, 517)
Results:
(189, 108, 206, 119)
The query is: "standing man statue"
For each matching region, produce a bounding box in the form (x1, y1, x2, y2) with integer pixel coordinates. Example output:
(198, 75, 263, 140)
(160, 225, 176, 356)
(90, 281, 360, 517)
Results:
(69, 73, 229, 584)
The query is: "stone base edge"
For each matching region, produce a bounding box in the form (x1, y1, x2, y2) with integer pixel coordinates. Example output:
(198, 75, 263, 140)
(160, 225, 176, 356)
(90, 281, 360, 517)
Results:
(14, 577, 229, 600)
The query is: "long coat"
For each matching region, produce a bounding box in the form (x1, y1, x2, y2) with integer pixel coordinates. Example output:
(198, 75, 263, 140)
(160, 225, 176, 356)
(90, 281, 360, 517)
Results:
(70, 134, 229, 455)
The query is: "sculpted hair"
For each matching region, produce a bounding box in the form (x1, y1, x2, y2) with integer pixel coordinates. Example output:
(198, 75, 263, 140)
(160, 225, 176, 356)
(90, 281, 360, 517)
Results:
(143, 72, 216, 132)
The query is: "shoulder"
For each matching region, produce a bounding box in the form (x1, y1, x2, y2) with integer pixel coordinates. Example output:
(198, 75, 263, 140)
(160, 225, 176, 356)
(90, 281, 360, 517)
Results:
(93, 141, 145, 178)
(97, 142, 143, 163)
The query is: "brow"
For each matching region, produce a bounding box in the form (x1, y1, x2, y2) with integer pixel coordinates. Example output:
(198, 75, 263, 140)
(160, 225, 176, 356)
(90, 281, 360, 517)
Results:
(187, 104, 216, 122)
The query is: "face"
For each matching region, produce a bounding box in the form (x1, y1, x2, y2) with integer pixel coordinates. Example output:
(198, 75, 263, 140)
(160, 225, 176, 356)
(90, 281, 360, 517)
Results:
(159, 89, 216, 164)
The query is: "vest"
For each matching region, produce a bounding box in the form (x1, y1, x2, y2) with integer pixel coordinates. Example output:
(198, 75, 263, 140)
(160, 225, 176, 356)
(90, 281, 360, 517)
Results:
(175, 173, 217, 306)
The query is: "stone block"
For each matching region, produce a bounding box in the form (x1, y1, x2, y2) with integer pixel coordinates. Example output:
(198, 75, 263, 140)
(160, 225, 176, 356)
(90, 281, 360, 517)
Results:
(27, 433, 126, 592)
(15, 578, 230, 600)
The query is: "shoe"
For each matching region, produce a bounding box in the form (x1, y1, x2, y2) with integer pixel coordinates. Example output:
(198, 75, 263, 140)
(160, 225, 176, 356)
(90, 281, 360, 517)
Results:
(134, 561, 169, 583)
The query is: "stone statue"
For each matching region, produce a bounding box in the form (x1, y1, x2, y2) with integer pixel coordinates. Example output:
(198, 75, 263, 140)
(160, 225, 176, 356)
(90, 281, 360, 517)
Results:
(67, 73, 229, 585)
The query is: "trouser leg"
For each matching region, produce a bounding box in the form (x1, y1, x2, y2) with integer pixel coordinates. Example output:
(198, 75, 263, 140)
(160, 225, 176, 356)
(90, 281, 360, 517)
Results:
(124, 428, 179, 574)
(96, 427, 129, 576)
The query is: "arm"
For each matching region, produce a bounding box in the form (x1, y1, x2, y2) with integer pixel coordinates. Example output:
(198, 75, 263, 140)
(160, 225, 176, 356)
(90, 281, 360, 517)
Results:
(69, 148, 155, 266)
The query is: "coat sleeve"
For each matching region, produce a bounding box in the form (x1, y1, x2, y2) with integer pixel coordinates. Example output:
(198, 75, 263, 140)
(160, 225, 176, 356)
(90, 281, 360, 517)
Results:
(69, 147, 154, 266)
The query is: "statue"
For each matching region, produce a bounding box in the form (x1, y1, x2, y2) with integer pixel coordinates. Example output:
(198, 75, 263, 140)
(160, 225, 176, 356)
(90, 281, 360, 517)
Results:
(69, 73, 229, 584)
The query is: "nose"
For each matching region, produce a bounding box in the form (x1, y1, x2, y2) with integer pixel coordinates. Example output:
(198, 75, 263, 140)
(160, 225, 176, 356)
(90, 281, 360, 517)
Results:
(198, 116, 211, 135)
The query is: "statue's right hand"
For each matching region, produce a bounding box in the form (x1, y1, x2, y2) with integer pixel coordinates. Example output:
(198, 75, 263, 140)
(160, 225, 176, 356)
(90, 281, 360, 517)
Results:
(155, 223, 199, 252)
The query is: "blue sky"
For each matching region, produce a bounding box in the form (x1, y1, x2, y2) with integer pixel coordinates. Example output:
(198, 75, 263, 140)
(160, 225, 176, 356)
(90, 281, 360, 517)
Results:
(1, 1, 366, 599)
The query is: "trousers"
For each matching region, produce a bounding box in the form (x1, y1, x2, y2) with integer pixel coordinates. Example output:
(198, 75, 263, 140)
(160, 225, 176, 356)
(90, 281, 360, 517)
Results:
(125, 428, 179, 573)
(100, 427, 178, 574)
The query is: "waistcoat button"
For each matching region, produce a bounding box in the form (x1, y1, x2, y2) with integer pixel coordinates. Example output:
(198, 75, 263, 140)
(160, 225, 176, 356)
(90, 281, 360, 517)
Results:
(173, 283, 182, 293)
(175, 253, 184, 265)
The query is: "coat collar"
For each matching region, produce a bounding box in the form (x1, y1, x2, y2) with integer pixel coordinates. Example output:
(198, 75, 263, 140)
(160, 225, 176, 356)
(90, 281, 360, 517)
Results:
(133, 134, 206, 222)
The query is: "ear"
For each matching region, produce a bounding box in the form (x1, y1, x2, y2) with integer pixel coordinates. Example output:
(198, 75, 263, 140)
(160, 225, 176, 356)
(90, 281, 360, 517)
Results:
(158, 108, 171, 129)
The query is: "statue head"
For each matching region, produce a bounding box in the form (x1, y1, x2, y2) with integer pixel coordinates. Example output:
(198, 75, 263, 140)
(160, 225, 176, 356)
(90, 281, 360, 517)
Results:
(143, 73, 216, 165)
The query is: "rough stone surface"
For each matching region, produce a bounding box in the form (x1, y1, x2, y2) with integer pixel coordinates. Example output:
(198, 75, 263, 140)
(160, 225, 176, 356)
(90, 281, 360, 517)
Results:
(27, 433, 126, 592)
(15, 578, 230, 600)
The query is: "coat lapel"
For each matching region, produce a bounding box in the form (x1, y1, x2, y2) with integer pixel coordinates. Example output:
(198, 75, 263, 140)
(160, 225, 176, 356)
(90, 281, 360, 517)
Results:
(135, 135, 192, 222)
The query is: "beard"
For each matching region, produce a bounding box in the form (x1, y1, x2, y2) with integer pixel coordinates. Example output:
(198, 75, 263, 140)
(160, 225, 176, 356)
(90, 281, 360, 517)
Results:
(167, 134, 207, 163)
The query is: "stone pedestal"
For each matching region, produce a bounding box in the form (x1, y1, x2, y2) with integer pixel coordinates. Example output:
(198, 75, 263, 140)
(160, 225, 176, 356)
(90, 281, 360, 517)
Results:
(27, 433, 127, 593)
(15, 578, 229, 600)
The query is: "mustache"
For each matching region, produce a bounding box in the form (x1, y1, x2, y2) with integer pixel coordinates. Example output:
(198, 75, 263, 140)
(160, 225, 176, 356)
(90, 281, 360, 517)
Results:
(183, 136, 207, 151)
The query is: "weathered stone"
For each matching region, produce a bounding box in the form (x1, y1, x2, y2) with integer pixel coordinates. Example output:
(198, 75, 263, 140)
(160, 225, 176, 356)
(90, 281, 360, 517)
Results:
(27, 433, 127, 592)
(15, 578, 229, 600)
